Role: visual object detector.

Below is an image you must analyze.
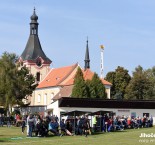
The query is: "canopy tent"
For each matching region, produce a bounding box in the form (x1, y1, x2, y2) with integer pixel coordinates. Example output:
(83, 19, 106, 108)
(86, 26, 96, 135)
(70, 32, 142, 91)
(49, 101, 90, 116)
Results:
(88, 110, 114, 132)
(88, 110, 113, 116)
(60, 110, 91, 134)
(61, 110, 90, 116)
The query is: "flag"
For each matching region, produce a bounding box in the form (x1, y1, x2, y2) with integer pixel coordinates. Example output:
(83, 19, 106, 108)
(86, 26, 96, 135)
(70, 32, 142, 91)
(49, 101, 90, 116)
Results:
(100, 45, 104, 49)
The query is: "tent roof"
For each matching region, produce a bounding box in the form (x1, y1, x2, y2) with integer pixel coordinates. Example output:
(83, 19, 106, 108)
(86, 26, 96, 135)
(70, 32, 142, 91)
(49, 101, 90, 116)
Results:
(61, 110, 91, 116)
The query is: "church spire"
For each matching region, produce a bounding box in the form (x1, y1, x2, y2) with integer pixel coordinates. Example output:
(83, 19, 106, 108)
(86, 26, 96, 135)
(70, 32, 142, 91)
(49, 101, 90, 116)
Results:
(84, 37, 90, 70)
(30, 8, 39, 35)
(20, 8, 52, 64)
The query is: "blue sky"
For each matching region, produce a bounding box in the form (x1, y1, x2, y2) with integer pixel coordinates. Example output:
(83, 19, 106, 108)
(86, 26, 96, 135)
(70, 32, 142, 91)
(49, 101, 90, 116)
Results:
(0, 0, 155, 76)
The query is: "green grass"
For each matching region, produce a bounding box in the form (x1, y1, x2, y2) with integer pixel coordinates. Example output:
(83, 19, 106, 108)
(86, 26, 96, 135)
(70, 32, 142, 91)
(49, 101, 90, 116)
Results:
(0, 126, 155, 145)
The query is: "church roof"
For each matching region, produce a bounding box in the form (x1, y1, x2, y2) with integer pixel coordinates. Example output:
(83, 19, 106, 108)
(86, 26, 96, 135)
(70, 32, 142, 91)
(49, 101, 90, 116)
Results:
(37, 63, 79, 89)
(37, 63, 112, 89)
(20, 9, 51, 63)
(21, 35, 51, 63)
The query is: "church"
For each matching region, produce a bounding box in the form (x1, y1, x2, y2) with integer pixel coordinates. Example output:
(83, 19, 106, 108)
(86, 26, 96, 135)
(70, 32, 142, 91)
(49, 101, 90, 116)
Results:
(19, 9, 112, 115)
(18, 9, 155, 124)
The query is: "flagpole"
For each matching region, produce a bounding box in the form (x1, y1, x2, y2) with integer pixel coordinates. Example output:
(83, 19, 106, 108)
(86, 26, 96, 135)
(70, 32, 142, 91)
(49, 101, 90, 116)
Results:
(100, 45, 104, 79)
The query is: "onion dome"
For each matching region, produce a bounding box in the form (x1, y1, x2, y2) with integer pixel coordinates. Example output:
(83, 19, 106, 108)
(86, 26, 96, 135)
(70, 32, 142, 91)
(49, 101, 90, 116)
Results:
(31, 8, 38, 21)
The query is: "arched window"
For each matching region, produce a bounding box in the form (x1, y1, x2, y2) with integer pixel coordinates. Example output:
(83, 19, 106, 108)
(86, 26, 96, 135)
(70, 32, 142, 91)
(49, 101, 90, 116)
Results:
(37, 94, 41, 103)
(44, 94, 47, 105)
(51, 93, 54, 100)
(36, 72, 40, 82)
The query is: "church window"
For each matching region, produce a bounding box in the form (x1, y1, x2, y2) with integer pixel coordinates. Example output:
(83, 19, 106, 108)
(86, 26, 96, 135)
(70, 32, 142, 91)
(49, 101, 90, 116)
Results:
(36, 72, 40, 82)
(37, 94, 41, 103)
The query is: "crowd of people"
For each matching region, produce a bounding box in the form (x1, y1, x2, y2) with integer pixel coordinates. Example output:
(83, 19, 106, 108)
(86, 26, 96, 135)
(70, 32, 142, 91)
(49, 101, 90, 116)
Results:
(0, 112, 154, 138)
(92, 114, 153, 132)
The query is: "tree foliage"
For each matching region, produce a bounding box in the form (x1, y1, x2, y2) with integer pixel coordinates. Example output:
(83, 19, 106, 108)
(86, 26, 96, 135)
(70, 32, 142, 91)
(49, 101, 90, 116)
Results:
(125, 66, 154, 100)
(89, 73, 107, 99)
(71, 67, 107, 99)
(105, 66, 131, 99)
(0, 52, 36, 111)
(71, 67, 87, 98)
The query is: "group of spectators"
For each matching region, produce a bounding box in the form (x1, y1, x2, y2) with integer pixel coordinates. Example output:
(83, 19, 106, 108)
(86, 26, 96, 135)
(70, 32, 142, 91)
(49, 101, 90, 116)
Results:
(93, 114, 154, 132)
(0, 112, 154, 138)
(0, 113, 14, 127)
(25, 113, 91, 137)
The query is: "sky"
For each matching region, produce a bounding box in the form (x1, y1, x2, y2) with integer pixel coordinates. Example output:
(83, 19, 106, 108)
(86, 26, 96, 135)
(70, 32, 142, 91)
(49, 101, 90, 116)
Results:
(0, 0, 155, 76)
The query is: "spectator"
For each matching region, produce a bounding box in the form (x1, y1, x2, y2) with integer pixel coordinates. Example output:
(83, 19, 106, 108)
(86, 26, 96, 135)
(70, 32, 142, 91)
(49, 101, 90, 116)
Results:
(26, 114, 30, 136)
(60, 119, 73, 136)
(28, 114, 35, 137)
(92, 115, 97, 132)
(21, 117, 26, 134)
(48, 119, 62, 136)
(83, 115, 91, 137)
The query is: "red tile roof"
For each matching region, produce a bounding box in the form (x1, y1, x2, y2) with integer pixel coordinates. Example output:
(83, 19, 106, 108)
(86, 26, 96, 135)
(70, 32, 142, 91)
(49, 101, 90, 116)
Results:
(37, 64, 112, 89)
(37, 63, 78, 88)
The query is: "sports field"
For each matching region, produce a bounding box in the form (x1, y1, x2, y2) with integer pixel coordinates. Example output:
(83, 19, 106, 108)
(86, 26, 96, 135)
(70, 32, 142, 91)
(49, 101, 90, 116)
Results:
(0, 126, 155, 145)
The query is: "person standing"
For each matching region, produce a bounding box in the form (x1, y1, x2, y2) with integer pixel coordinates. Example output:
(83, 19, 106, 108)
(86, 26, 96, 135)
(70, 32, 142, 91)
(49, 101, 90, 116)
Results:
(92, 115, 97, 132)
(26, 114, 30, 136)
(0, 114, 2, 127)
(83, 115, 90, 137)
(21, 117, 26, 134)
(28, 114, 35, 137)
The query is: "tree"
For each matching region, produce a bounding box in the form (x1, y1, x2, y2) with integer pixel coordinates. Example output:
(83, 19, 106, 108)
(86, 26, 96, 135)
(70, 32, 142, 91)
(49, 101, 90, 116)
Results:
(71, 67, 87, 98)
(71, 68, 107, 99)
(89, 73, 107, 99)
(0, 52, 36, 113)
(125, 65, 152, 100)
(145, 66, 155, 99)
(114, 66, 131, 99)
(105, 66, 131, 99)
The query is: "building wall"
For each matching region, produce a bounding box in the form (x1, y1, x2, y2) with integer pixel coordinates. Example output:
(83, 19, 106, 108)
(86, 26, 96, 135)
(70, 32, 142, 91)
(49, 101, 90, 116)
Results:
(105, 85, 111, 99)
(23, 62, 50, 81)
(47, 101, 60, 117)
(30, 87, 61, 106)
(47, 100, 155, 125)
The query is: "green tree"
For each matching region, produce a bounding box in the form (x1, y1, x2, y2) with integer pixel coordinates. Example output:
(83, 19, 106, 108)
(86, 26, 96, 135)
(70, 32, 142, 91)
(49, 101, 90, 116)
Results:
(145, 67, 155, 99)
(105, 66, 131, 99)
(71, 67, 87, 98)
(85, 79, 91, 98)
(114, 66, 131, 99)
(90, 73, 107, 99)
(125, 65, 152, 100)
(0, 52, 36, 113)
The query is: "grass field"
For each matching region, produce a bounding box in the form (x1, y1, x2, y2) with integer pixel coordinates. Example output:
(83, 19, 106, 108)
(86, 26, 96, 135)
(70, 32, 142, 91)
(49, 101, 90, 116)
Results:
(0, 126, 155, 145)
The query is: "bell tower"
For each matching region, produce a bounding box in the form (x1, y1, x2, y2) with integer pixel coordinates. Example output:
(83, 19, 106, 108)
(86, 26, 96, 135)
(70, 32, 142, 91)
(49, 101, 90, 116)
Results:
(19, 8, 52, 82)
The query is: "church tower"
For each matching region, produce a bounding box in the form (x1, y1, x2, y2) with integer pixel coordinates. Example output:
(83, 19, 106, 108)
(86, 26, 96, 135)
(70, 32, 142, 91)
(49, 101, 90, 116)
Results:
(20, 8, 52, 82)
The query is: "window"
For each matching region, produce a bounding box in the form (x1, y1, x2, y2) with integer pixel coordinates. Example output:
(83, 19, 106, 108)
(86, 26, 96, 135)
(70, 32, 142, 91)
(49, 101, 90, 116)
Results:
(38, 94, 41, 103)
(44, 94, 47, 105)
(31, 28, 37, 35)
(51, 93, 54, 100)
(36, 72, 40, 82)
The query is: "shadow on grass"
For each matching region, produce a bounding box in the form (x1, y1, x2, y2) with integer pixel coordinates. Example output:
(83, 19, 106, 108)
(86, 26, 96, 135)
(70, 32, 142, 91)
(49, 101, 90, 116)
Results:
(0, 140, 9, 142)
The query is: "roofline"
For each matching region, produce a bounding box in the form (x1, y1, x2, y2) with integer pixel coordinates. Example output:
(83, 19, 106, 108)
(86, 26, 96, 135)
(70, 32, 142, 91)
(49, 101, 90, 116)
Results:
(56, 63, 78, 85)
(58, 97, 155, 109)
